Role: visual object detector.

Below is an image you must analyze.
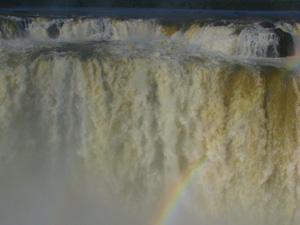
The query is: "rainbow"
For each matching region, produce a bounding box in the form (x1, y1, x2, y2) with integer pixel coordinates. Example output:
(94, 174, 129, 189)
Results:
(286, 52, 300, 71)
(151, 158, 208, 225)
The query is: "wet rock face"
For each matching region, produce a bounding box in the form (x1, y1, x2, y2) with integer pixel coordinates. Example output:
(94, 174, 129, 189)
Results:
(266, 44, 277, 58)
(259, 22, 295, 58)
(47, 24, 60, 39)
(275, 28, 295, 57)
(47, 22, 63, 39)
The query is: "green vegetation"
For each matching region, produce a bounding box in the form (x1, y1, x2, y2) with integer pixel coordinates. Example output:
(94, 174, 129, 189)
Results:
(1, 0, 300, 10)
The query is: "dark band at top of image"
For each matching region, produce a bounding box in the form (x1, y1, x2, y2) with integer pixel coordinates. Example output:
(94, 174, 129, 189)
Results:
(1, 0, 300, 11)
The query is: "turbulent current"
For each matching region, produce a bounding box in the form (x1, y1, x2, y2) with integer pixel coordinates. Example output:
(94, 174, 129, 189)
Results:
(1, 8, 300, 225)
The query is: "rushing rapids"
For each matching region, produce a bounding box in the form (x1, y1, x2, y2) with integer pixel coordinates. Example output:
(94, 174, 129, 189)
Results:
(1, 8, 300, 225)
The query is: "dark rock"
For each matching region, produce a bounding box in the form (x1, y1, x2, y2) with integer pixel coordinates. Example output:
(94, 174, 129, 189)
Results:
(274, 28, 295, 57)
(47, 22, 63, 39)
(260, 21, 276, 29)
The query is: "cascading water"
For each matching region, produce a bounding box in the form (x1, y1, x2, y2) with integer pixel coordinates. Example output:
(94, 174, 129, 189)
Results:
(1, 8, 300, 225)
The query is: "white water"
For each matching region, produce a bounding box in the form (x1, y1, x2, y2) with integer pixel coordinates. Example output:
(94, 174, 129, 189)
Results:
(1, 16, 300, 57)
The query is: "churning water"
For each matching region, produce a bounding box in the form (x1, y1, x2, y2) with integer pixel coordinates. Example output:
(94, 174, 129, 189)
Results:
(1, 8, 300, 225)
